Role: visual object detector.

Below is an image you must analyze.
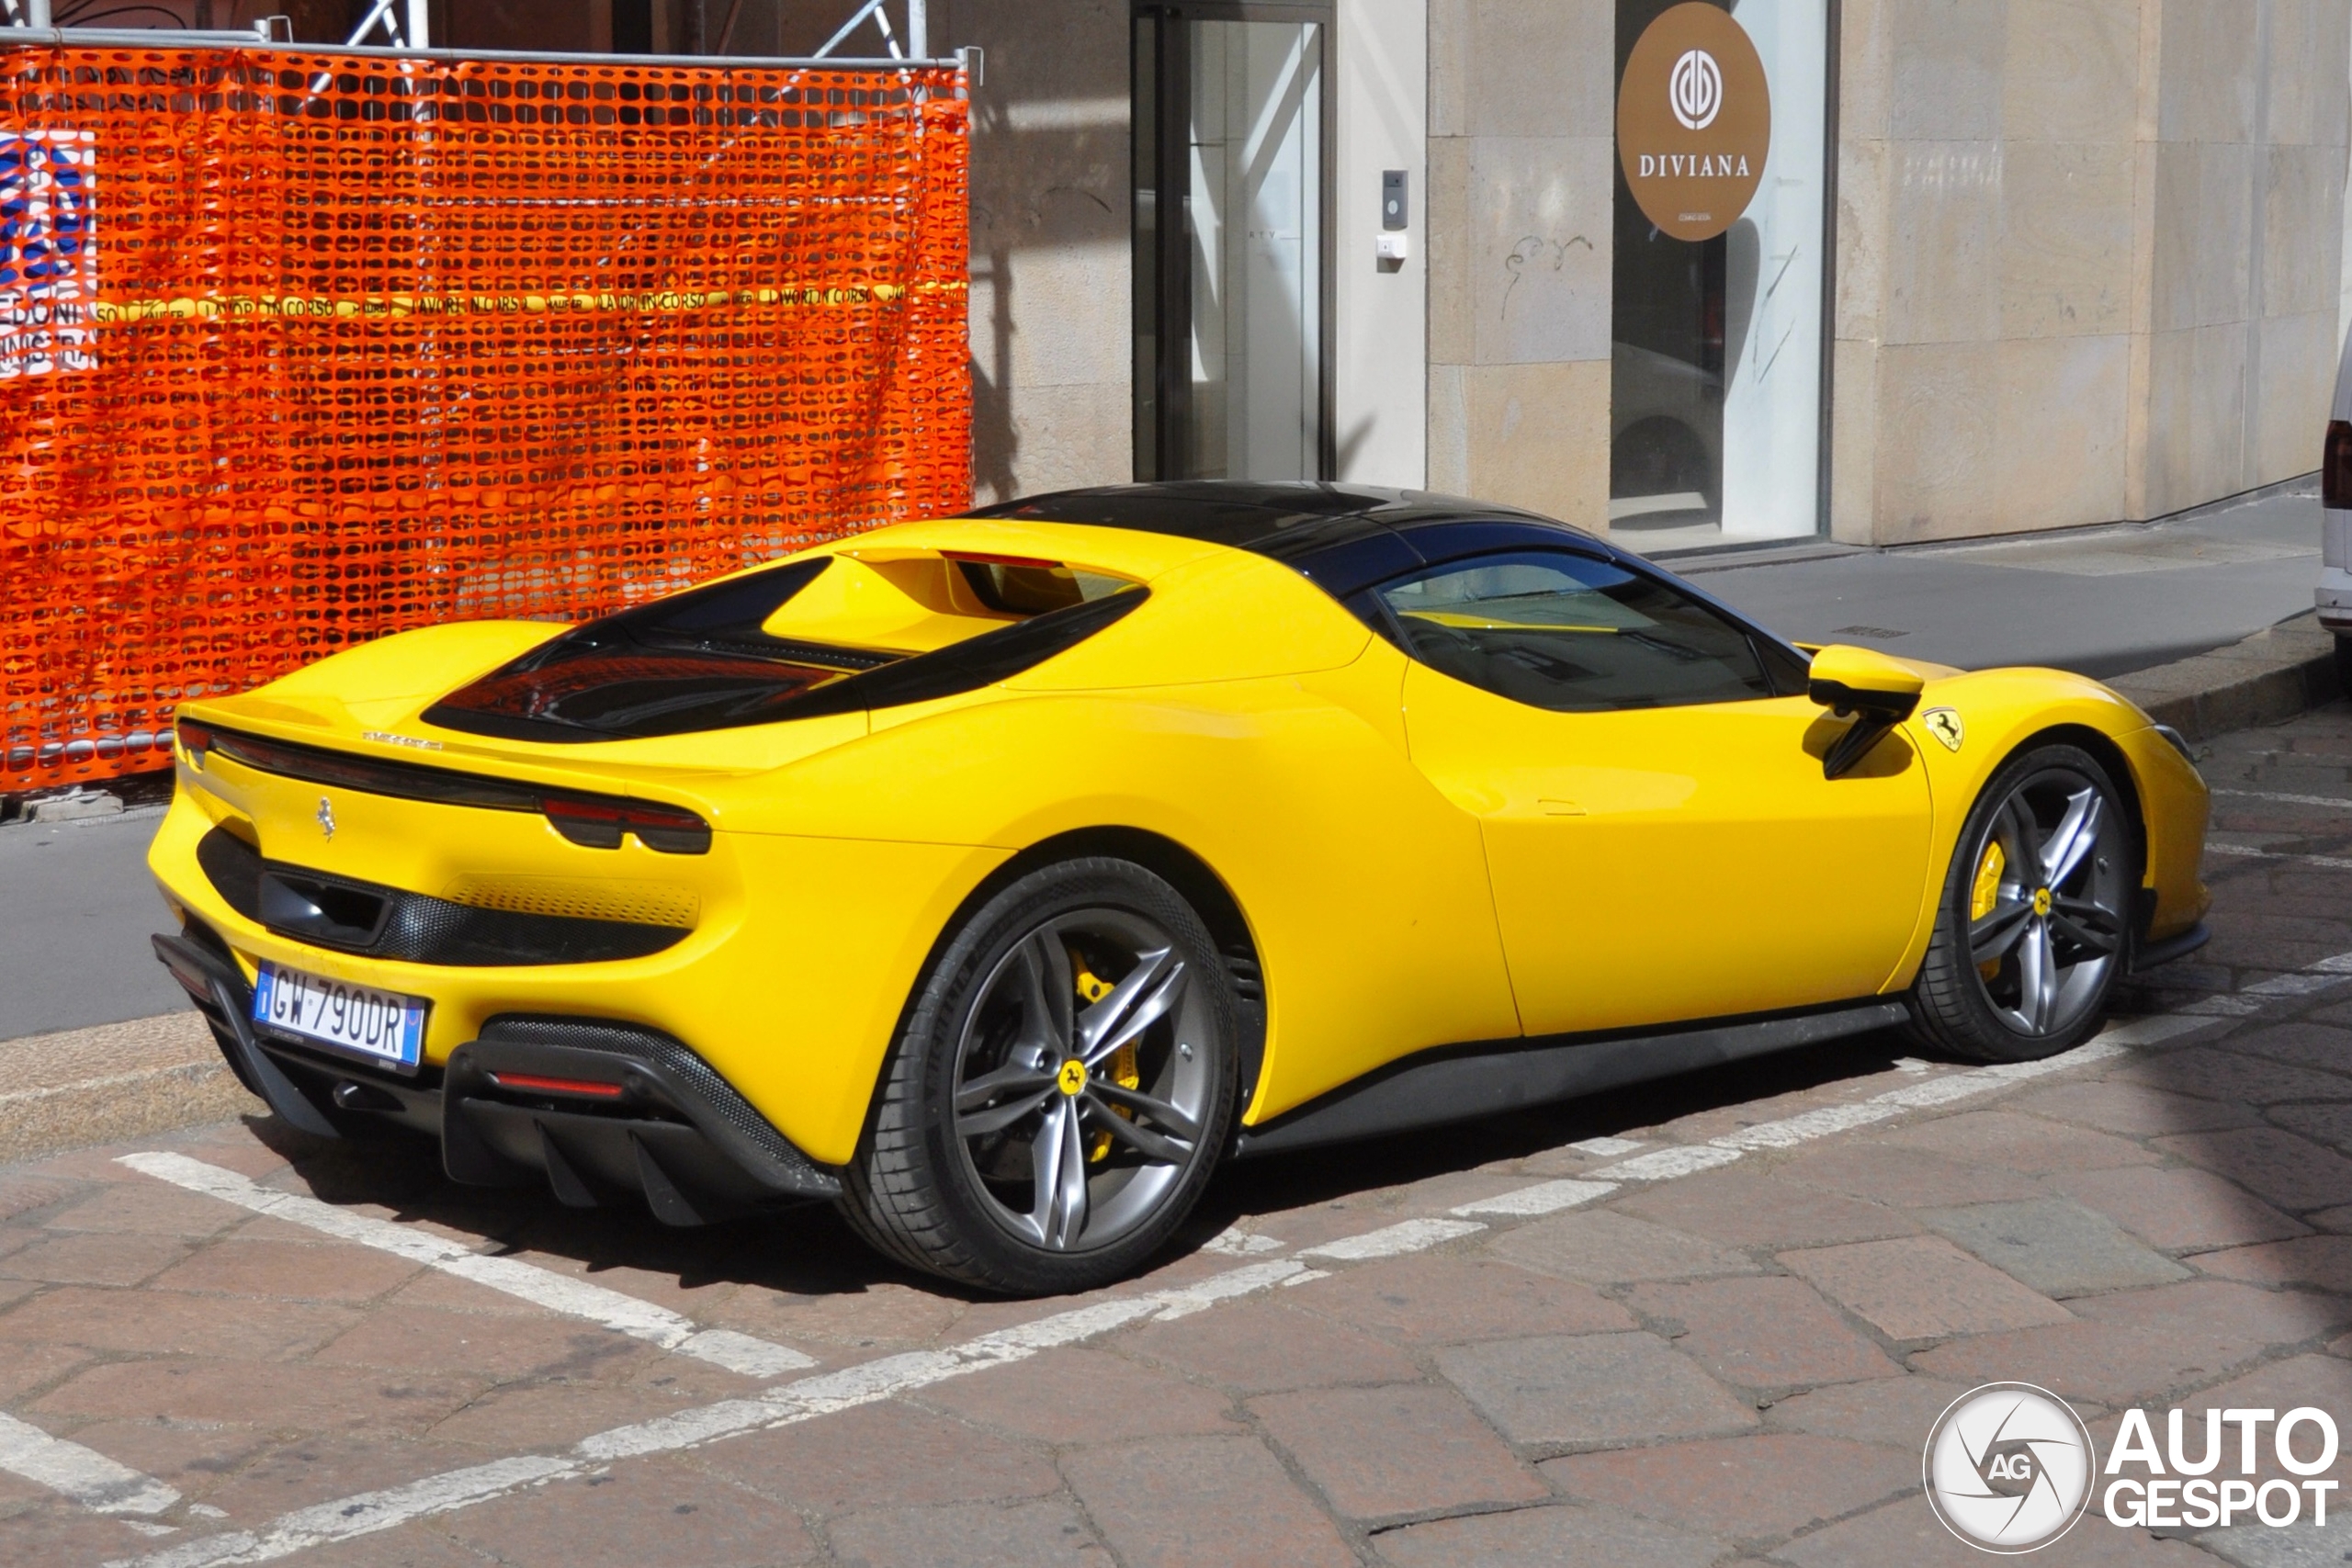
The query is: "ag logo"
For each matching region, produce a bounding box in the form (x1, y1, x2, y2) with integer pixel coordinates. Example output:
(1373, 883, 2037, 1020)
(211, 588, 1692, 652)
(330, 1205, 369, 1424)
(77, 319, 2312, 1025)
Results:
(1925, 1382, 2096, 1553)
(1981, 1441, 2041, 1493)
(1669, 48, 1722, 130)
(1922, 707, 1964, 752)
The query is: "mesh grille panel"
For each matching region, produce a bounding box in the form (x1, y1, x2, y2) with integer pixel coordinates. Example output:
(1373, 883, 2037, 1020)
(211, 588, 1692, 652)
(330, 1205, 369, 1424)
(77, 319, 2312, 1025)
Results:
(441, 874, 699, 929)
(0, 44, 970, 795)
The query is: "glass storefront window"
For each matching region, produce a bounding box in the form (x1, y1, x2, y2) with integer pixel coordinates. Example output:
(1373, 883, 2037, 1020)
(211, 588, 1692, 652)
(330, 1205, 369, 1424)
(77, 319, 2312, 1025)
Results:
(1611, 0, 1830, 547)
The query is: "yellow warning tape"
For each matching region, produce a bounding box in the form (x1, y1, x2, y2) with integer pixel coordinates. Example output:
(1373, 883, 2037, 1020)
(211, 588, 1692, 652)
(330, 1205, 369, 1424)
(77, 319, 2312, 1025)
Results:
(92, 278, 965, 324)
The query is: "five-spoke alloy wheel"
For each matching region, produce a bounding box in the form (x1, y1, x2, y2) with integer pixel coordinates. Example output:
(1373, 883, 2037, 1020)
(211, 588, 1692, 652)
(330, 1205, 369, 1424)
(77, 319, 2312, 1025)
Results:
(1910, 743, 2135, 1061)
(842, 857, 1238, 1294)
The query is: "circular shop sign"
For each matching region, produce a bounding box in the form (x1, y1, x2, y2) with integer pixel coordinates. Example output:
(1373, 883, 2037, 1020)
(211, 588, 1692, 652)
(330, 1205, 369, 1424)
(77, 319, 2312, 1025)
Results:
(1617, 2, 1771, 243)
(1922, 1382, 2098, 1553)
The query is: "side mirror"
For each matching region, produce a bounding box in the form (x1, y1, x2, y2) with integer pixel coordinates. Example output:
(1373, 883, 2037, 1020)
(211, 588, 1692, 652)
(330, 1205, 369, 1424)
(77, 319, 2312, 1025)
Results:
(1806, 645, 1925, 779)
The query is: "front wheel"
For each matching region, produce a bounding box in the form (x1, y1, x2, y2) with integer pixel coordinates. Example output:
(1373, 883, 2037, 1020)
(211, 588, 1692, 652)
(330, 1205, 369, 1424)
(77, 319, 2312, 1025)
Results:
(1908, 743, 2135, 1063)
(841, 857, 1238, 1295)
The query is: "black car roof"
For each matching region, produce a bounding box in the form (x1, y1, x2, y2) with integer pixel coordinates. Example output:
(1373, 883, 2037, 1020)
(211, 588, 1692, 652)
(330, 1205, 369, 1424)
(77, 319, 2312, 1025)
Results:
(967, 481, 1629, 599)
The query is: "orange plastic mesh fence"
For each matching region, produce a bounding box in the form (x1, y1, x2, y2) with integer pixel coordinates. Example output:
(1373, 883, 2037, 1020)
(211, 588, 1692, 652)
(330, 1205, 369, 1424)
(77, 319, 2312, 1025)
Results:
(0, 45, 969, 793)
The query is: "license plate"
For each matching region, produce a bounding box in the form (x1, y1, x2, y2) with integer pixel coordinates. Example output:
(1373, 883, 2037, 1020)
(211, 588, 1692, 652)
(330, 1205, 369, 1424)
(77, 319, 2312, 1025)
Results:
(251, 962, 426, 1074)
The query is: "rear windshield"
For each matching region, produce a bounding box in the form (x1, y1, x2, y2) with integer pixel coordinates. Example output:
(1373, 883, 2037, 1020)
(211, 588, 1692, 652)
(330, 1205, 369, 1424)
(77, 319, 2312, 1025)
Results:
(423, 555, 1146, 743)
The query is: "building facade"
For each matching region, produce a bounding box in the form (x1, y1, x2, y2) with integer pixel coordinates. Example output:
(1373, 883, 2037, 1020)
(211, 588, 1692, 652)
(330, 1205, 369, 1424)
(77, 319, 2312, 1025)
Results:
(113, 0, 2352, 548)
(946, 0, 2352, 551)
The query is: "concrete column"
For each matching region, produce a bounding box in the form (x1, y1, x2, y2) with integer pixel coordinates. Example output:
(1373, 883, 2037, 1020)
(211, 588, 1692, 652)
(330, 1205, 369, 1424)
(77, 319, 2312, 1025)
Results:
(1425, 0, 1615, 529)
(1335, 0, 1429, 488)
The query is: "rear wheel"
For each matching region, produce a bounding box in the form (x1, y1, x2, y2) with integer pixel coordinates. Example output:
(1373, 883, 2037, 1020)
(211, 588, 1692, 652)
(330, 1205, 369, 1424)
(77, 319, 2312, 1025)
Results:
(1908, 743, 2134, 1063)
(841, 857, 1238, 1295)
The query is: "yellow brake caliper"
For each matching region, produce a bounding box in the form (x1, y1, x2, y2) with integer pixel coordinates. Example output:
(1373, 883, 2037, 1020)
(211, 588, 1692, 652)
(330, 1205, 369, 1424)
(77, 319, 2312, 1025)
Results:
(1971, 840, 2006, 979)
(1072, 956, 1140, 1162)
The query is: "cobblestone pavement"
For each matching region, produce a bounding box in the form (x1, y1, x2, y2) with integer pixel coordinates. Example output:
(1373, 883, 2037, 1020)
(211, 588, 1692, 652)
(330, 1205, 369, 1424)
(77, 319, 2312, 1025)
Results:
(6, 705, 2352, 1568)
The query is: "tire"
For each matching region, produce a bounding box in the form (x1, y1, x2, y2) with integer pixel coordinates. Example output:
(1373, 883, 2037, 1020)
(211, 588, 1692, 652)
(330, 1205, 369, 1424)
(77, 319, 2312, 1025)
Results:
(1908, 743, 2135, 1063)
(840, 857, 1239, 1295)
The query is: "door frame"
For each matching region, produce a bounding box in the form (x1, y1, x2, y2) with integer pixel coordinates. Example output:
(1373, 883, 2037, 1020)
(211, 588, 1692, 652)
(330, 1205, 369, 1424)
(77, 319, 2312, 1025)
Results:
(1131, 0, 1338, 481)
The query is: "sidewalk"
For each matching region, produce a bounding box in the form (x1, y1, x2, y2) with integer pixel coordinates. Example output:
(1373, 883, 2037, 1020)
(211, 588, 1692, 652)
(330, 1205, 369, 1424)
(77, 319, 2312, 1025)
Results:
(1677, 479, 2324, 680)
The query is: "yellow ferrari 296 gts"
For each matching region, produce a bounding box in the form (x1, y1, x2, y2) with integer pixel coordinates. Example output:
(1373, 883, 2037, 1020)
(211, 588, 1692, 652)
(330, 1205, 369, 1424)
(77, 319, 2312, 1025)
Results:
(148, 483, 2211, 1294)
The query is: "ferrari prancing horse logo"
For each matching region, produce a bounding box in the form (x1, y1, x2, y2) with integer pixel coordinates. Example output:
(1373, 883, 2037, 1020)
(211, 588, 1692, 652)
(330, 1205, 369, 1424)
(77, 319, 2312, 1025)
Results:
(316, 796, 336, 840)
(1922, 708, 1964, 752)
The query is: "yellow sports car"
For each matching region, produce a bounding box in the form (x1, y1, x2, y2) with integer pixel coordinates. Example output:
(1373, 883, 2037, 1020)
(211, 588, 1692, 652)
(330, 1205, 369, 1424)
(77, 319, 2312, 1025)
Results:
(147, 483, 2211, 1294)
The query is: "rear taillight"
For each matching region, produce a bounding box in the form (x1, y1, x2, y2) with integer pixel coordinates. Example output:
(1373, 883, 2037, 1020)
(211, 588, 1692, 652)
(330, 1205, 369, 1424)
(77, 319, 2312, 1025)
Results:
(487, 1071, 626, 1100)
(175, 717, 213, 767)
(2326, 420, 2352, 510)
(539, 795, 712, 854)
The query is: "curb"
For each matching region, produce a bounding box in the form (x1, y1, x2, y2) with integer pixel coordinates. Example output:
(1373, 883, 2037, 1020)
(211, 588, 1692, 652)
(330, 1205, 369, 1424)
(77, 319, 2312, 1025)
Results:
(0, 1012, 260, 1167)
(2107, 610, 2346, 742)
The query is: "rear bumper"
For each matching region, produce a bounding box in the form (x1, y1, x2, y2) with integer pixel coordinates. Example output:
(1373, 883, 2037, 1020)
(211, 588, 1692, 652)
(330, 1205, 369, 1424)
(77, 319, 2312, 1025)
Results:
(2319, 563, 2352, 632)
(148, 781, 1003, 1165)
(153, 923, 840, 1219)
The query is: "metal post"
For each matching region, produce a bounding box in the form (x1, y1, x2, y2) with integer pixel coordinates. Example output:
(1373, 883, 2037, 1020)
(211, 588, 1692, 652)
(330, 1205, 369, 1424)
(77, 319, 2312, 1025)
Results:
(405, 0, 428, 49)
(907, 0, 925, 60)
(26, 0, 51, 28)
(343, 0, 396, 47)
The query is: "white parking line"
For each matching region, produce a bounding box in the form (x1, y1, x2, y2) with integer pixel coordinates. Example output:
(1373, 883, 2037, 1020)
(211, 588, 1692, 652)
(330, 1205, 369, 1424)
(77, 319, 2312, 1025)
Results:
(2212, 787, 2352, 810)
(111, 1257, 1336, 1568)
(117, 1154, 813, 1380)
(1198, 1225, 1285, 1256)
(1451, 1179, 1616, 1217)
(2245, 969, 2352, 995)
(0, 1411, 181, 1517)
(1490, 962, 2341, 1201)
(2207, 841, 2352, 872)
(1533, 1008, 2244, 1189)
(1586, 1145, 1744, 1181)
(119, 1455, 572, 1568)
(1564, 1135, 1645, 1156)
(107, 949, 2352, 1568)
(1296, 1218, 1485, 1260)
(1585, 1031, 2155, 1177)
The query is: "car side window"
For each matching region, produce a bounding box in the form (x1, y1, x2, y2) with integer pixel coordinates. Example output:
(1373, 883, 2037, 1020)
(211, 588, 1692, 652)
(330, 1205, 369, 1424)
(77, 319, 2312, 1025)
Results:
(1370, 550, 1779, 712)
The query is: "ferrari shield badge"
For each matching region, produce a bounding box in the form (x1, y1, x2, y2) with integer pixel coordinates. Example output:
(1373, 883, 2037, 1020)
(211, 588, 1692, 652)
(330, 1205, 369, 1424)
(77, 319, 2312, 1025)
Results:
(1922, 708, 1964, 752)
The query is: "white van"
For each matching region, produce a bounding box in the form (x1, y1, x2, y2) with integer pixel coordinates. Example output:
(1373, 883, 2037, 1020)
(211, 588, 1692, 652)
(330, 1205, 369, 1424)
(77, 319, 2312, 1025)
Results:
(2326, 330, 2352, 650)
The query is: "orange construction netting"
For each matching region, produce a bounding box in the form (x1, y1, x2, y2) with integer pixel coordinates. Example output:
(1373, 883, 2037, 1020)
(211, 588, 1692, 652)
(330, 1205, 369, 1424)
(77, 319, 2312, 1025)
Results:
(0, 43, 969, 794)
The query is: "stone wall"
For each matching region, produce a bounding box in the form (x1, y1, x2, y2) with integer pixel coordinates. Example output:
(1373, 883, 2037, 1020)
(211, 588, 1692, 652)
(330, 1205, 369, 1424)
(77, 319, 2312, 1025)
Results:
(943, 0, 1134, 503)
(773, 0, 1134, 505)
(1834, 0, 2351, 545)
(1425, 0, 1617, 530)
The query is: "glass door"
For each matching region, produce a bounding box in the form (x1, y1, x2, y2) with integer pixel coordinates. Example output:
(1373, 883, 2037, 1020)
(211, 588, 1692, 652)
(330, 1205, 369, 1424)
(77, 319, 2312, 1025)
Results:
(1135, 4, 1331, 480)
